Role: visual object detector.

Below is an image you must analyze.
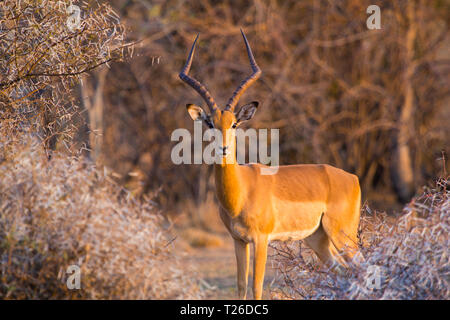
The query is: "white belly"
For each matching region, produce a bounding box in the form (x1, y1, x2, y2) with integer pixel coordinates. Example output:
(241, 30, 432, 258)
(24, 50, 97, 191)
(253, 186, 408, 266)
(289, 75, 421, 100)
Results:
(269, 227, 318, 241)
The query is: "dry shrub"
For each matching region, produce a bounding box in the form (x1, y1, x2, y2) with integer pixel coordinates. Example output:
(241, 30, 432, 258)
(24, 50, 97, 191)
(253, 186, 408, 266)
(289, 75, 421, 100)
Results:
(0, 132, 204, 299)
(0, 0, 127, 153)
(270, 175, 449, 299)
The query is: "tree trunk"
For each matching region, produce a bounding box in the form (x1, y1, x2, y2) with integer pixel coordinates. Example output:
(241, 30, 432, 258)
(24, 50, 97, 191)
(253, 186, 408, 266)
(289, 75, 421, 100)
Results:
(392, 1, 417, 202)
(80, 67, 108, 164)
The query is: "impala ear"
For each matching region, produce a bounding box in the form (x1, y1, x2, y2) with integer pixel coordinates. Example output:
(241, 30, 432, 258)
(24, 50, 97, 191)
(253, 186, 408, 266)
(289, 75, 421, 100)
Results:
(186, 104, 205, 121)
(186, 104, 213, 128)
(235, 101, 259, 123)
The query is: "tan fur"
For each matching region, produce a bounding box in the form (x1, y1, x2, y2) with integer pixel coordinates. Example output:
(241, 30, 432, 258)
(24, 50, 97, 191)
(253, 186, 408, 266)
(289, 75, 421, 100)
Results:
(202, 110, 362, 300)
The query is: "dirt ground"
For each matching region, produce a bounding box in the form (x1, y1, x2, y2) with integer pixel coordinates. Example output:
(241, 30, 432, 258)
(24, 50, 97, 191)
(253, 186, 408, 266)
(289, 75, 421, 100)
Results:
(176, 230, 280, 300)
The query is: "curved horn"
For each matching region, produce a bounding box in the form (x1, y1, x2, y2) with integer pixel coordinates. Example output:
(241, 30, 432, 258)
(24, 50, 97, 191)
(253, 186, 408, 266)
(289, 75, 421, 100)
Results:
(179, 34, 218, 113)
(224, 29, 261, 112)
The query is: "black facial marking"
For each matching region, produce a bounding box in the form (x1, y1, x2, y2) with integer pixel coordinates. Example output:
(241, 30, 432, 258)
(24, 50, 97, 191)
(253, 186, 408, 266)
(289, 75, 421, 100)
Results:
(205, 117, 214, 129)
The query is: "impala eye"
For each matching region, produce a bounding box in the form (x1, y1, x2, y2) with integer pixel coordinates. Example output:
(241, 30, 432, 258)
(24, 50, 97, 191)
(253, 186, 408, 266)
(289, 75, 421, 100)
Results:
(232, 123, 237, 129)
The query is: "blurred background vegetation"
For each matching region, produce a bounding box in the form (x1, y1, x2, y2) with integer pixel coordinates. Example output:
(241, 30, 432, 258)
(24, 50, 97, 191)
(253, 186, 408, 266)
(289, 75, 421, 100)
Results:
(81, 0, 449, 214)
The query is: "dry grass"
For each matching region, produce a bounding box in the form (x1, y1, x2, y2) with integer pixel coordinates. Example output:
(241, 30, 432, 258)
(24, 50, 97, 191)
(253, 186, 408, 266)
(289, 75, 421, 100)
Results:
(270, 175, 449, 299)
(0, 132, 204, 299)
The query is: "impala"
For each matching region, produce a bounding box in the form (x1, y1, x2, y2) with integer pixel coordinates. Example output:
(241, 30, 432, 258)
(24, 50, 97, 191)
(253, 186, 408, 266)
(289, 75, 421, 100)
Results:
(179, 30, 362, 300)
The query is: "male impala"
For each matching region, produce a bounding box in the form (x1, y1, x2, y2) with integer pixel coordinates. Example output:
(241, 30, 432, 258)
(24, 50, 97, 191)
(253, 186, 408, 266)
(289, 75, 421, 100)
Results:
(179, 30, 361, 300)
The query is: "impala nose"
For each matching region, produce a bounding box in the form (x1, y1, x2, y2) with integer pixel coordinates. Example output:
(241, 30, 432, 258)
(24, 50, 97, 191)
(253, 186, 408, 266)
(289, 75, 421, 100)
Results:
(219, 146, 229, 156)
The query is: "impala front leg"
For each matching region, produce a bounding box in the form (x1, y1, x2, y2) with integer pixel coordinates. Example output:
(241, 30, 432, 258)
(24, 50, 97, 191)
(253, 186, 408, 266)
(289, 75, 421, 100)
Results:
(252, 235, 268, 300)
(234, 239, 250, 299)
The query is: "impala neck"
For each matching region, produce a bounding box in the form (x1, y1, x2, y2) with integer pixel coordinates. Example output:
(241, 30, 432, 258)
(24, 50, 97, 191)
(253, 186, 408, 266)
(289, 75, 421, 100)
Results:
(214, 156, 246, 217)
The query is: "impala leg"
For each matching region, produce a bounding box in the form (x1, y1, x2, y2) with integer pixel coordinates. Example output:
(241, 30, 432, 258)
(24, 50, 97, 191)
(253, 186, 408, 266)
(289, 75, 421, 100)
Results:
(234, 239, 250, 299)
(252, 235, 268, 300)
(304, 224, 346, 271)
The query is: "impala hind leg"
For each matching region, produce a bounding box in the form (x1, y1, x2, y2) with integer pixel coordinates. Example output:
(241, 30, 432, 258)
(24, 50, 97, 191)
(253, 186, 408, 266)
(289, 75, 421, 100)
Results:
(321, 212, 360, 264)
(321, 181, 362, 263)
(252, 235, 268, 300)
(234, 239, 250, 299)
(304, 224, 347, 273)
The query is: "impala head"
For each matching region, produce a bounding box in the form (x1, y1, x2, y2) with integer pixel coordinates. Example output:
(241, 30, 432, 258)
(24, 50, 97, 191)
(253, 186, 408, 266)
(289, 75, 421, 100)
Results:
(179, 30, 261, 161)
